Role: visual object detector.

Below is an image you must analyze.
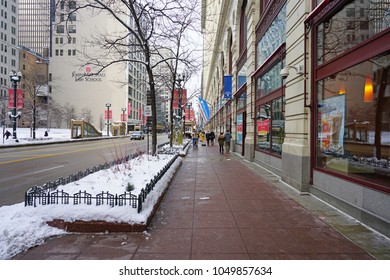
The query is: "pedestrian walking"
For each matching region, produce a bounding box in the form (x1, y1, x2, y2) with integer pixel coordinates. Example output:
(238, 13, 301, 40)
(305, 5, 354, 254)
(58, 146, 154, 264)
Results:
(218, 132, 225, 154)
(224, 130, 232, 153)
(4, 130, 11, 140)
(210, 131, 215, 145)
(192, 131, 199, 148)
(206, 131, 211, 146)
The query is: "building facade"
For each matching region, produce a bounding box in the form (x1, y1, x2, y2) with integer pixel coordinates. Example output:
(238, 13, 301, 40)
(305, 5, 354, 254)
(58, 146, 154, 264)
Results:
(18, 0, 52, 58)
(202, 0, 390, 237)
(49, 1, 146, 132)
(1, 0, 19, 128)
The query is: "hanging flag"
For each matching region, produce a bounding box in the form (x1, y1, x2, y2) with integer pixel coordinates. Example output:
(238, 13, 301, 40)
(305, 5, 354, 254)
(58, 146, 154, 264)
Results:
(197, 96, 210, 122)
(128, 102, 132, 116)
(138, 106, 142, 119)
(223, 75, 232, 99)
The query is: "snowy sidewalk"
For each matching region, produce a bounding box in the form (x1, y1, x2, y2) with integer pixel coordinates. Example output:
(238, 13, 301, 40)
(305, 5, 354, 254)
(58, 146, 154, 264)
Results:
(13, 144, 390, 259)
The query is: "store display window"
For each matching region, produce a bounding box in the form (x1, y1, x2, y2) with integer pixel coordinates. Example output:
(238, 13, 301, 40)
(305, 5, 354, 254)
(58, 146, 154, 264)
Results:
(315, 51, 390, 190)
(256, 97, 285, 155)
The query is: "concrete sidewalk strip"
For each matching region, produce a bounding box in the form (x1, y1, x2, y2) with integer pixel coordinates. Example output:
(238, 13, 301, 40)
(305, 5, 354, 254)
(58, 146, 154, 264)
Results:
(14, 144, 390, 260)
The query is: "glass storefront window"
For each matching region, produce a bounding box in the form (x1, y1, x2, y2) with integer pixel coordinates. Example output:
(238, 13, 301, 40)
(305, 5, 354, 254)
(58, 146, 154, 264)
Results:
(237, 92, 246, 111)
(256, 3, 286, 68)
(317, 1, 390, 65)
(316, 51, 390, 190)
(256, 97, 285, 155)
(236, 113, 243, 145)
(256, 61, 284, 99)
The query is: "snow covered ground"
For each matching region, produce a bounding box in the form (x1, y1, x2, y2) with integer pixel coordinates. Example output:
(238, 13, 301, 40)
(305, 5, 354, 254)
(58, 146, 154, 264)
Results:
(0, 128, 186, 259)
(1, 127, 72, 146)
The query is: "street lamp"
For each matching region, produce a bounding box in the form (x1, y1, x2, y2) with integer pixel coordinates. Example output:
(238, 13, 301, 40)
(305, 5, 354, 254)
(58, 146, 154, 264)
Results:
(106, 103, 111, 136)
(176, 73, 186, 143)
(9, 71, 22, 141)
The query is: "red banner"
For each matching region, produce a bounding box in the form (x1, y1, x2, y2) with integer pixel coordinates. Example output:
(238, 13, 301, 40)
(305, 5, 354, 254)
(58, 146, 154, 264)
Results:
(173, 88, 187, 109)
(186, 109, 195, 121)
(8, 89, 24, 109)
(128, 102, 132, 116)
(138, 107, 142, 119)
(105, 110, 112, 120)
(121, 113, 127, 122)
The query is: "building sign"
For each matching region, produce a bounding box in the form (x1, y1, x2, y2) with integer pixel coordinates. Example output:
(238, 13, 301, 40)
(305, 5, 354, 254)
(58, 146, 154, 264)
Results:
(8, 89, 24, 109)
(236, 113, 243, 145)
(72, 66, 106, 82)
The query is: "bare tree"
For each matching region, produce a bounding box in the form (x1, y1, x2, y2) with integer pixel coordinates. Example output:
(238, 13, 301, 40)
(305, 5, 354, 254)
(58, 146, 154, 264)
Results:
(63, 103, 77, 128)
(65, 0, 201, 154)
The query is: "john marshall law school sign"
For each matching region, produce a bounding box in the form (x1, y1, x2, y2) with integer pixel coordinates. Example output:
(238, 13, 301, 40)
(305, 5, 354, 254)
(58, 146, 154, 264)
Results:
(72, 70, 106, 82)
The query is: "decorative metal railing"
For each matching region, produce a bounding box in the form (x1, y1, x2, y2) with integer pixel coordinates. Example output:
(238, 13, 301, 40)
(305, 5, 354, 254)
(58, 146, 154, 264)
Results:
(24, 141, 188, 213)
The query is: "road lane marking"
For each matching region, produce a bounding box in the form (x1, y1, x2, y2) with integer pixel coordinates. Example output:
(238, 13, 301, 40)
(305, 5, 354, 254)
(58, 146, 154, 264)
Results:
(0, 141, 141, 165)
(33, 165, 64, 174)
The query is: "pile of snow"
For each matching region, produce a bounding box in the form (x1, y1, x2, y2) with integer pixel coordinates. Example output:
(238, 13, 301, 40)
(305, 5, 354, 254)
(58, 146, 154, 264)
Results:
(0, 153, 182, 260)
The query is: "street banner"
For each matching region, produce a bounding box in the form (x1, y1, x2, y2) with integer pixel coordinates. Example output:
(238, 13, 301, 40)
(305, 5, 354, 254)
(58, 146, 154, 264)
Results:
(223, 75, 232, 99)
(104, 110, 112, 120)
(8, 89, 24, 109)
(128, 102, 132, 116)
(173, 89, 187, 109)
(138, 107, 142, 119)
(121, 113, 127, 122)
(197, 96, 210, 122)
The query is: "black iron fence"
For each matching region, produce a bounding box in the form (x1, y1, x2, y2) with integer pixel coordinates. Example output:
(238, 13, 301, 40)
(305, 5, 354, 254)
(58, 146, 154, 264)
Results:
(24, 150, 180, 213)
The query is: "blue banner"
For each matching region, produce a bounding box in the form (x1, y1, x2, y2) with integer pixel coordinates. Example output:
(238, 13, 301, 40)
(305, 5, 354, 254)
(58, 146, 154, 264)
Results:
(223, 75, 232, 99)
(197, 97, 210, 122)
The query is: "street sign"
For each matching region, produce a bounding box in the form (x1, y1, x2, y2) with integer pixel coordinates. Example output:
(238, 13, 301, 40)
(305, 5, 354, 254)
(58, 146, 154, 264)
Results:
(144, 105, 152, 116)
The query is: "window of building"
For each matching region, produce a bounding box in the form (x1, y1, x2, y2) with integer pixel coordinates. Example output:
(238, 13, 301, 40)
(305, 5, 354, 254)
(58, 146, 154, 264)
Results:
(314, 0, 390, 193)
(68, 25, 76, 33)
(256, 3, 286, 68)
(256, 97, 285, 155)
(316, 1, 389, 65)
(254, 1, 287, 156)
(239, 0, 247, 54)
(56, 25, 64, 33)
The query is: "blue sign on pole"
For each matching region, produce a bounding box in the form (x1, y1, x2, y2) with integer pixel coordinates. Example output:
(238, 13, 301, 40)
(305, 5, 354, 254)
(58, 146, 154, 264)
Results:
(223, 75, 232, 99)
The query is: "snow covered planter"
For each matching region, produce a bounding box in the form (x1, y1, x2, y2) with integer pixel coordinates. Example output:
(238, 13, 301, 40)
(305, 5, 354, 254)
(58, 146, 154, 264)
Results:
(23, 152, 183, 233)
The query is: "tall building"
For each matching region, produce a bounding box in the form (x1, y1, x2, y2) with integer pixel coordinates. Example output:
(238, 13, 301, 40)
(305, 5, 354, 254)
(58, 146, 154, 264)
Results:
(18, 0, 52, 57)
(0, 0, 19, 127)
(202, 0, 390, 238)
(48, 1, 146, 132)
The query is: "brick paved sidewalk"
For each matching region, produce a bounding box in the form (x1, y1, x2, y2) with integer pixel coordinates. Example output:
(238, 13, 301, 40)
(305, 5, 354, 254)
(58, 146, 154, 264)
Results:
(14, 143, 390, 260)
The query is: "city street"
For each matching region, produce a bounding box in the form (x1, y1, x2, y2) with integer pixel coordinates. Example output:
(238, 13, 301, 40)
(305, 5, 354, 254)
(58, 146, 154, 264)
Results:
(0, 135, 169, 206)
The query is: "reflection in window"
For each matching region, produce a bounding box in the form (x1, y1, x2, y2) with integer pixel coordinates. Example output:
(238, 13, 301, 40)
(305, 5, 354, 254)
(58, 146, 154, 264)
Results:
(317, 1, 390, 65)
(236, 92, 246, 111)
(316, 51, 390, 190)
(256, 61, 283, 99)
(256, 97, 285, 155)
(256, 3, 286, 67)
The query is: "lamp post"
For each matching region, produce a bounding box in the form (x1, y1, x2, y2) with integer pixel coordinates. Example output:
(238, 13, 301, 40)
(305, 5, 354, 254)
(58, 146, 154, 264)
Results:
(106, 103, 111, 137)
(9, 71, 22, 141)
(176, 73, 185, 144)
(121, 107, 126, 135)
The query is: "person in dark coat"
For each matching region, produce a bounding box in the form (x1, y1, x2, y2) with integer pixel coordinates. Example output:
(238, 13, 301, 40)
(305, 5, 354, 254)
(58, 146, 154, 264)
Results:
(217, 132, 225, 154)
(4, 130, 11, 140)
(210, 131, 215, 145)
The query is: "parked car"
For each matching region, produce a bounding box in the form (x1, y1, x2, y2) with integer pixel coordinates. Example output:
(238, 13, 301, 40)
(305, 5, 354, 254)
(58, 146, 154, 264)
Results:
(130, 131, 145, 140)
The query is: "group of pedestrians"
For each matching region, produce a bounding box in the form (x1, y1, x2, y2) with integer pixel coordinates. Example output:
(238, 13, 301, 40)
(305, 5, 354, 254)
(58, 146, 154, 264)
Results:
(217, 130, 231, 154)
